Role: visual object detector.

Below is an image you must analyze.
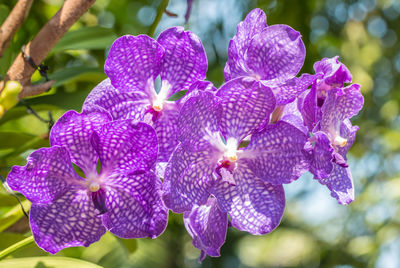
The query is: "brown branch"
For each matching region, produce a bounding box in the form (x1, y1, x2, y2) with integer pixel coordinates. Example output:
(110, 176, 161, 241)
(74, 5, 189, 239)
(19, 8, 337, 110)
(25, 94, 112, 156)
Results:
(1, 0, 96, 98)
(0, 0, 34, 57)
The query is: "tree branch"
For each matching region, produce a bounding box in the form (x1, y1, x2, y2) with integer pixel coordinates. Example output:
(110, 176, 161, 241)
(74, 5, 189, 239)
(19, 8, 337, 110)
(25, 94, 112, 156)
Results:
(1, 0, 97, 98)
(0, 0, 34, 57)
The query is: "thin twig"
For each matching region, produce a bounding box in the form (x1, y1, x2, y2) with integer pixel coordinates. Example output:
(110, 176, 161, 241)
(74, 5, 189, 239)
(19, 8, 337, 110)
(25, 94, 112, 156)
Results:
(0, 0, 34, 57)
(148, 0, 170, 37)
(1, 0, 96, 98)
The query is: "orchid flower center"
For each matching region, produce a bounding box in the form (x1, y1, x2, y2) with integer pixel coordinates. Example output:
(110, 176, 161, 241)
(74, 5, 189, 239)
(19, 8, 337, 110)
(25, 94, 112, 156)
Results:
(223, 138, 238, 162)
(85, 174, 108, 214)
(89, 182, 100, 192)
(333, 136, 347, 147)
(151, 80, 171, 112)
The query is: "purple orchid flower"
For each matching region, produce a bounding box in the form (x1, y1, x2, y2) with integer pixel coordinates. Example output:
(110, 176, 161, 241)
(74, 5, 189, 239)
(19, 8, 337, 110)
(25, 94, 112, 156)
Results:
(6, 108, 168, 253)
(301, 82, 363, 204)
(163, 78, 309, 258)
(184, 197, 227, 261)
(83, 26, 208, 163)
(224, 8, 316, 105)
(300, 56, 353, 131)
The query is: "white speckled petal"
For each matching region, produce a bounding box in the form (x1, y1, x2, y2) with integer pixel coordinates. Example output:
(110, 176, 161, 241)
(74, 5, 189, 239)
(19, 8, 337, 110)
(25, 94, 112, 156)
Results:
(30, 187, 106, 254)
(308, 131, 335, 179)
(320, 84, 364, 132)
(319, 164, 354, 205)
(103, 171, 168, 238)
(211, 166, 285, 235)
(313, 56, 352, 87)
(105, 35, 164, 92)
(162, 145, 216, 213)
(6, 146, 81, 204)
(280, 99, 308, 134)
(298, 86, 318, 132)
(92, 120, 158, 175)
(242, 121, 309, 184)
(153, 105, 179, 162)
(184, 197, 227, 260)
(246, 25, 305, 83)
(83, 79, 149, 121)
(216, 78, 276, 141)
(224, 8, 267, 81)
(157, 27, 207, 97)
(318, 119, 358, 204)
(271, 73, 316, 105)
(177, 91, 222, 152)
(50, 110, 112, 175)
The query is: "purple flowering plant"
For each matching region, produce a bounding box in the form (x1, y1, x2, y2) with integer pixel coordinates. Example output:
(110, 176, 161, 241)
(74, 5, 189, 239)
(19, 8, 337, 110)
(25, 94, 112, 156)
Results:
(5, 8, 363, 260)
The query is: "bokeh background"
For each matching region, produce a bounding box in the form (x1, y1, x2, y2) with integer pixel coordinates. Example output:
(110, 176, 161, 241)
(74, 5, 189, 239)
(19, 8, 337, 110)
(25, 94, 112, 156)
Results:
(0, 0, 399, 267)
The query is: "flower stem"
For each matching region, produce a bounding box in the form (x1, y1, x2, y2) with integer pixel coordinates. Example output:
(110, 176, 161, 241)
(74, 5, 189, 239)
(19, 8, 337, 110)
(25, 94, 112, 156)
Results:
(148, 0, 170, 37)
(0, 236, 35, 260)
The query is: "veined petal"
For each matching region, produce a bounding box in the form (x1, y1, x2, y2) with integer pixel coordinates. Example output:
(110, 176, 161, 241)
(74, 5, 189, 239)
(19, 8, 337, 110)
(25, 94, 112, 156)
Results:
(224, 8, 267, 81)
(178, 80, 217, 105)
(320, 84, 364, 133)
(315, 120, 358, 204)
(7, 146, 80, 204)
(162, 145, 216, 213)
(234, 8, 267, 55)
(224, 41, 246, 81)
(217, 77, 276, 141)
(50, 109, 111, 175)
(298, 85, 318, 132)
(183, 197, 227, 260)
(280, 100, 308, 134)
(30, 187, 106, 254)
(105, 35, 164, 94)
(157, 27, 207, 97)
(246, 25, 305, 83)
(83, 79, 149, 121)
(91, 120, 158, 176)
(152, 105, 180, 162)
(338, 119, 359, 156)
(211, 166, 285, 235)
(318, 164, 354, 205)
(177, 91, 222, 153)
(308, 131, 335, 179)
(314, 56, 352, 87)
(242, 121, 309, 184)
(102, 172, 168, 238)
(271, 73, 316, 105)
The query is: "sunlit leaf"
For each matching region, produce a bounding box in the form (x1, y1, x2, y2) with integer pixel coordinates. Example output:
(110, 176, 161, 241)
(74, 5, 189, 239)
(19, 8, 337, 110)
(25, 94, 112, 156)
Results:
(0, 132, 36, 150)
(116, 237, 137, 254)
(0, 199, 30, 233)
(47, 66, 106, 88)
(0, 257, 102, 268)
(52, 26, 117, 53)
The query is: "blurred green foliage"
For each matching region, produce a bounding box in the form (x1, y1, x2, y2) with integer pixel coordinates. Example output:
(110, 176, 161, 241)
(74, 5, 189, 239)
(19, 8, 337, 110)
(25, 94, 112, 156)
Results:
(0, 0, 399, 267)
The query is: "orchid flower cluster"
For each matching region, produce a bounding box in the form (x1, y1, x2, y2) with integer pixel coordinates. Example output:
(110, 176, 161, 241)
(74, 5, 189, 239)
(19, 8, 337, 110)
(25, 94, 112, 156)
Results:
(6, 9, 363, 259)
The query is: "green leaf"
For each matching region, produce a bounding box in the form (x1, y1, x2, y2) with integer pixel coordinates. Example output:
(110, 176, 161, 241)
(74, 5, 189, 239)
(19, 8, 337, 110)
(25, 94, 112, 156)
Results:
(25, 89, 92, 111)
(47, 66, 106, 88)
(0, 199, 30, 233)
(168, 90, 187, 101)
(116, 237, 137, 254)
(0, 132, 36, 150)
(0, 257, 103, 268)
(52, 26, 117, 53)
(0, 4, 9, 25)
(0, 104, 59, 125)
